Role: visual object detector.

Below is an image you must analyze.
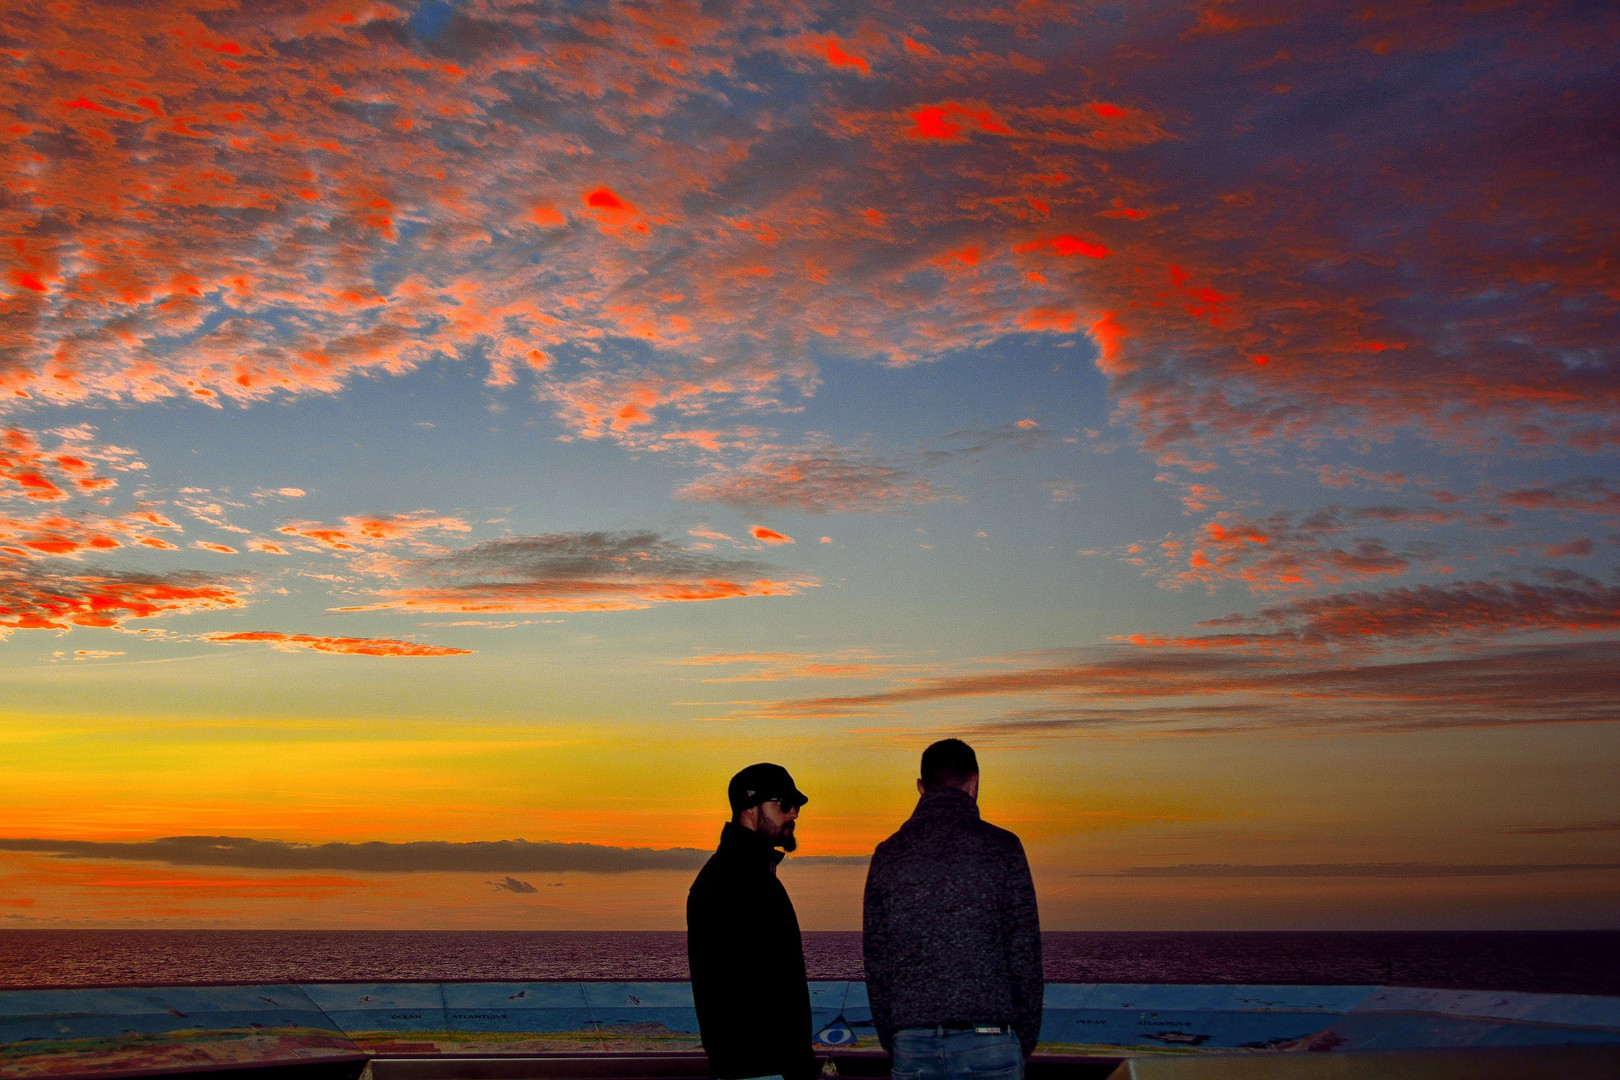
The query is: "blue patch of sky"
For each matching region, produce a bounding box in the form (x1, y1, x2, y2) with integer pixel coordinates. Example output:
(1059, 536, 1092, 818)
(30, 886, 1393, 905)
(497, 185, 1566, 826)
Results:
(408, 0, 458, 43)
(63, 360, 694, 536)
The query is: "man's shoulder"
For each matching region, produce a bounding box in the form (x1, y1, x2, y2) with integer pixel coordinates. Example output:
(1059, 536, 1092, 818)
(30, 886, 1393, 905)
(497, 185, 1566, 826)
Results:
(689, 846, 732, 897)
(972, 818, 1031, 867)
(869, 820, 920, 863)
(975, 816, 1025, 849)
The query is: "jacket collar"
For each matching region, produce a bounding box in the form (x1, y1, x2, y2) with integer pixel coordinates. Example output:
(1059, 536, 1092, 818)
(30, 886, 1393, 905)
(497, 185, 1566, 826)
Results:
(911, 785, 981, 821)
(719, 819, 787, 868)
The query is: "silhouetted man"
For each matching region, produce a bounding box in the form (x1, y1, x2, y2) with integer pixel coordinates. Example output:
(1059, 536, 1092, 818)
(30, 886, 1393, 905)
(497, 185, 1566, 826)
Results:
(862, 739, 1043, 1080)
(688, 762, 817, 1080)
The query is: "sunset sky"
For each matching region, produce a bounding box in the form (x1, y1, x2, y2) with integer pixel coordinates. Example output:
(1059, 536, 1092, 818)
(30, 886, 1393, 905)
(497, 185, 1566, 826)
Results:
(1, 0, 1617, 931)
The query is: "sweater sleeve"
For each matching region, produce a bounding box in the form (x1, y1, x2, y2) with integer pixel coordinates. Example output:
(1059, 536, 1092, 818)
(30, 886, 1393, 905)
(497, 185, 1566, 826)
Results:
(689, 878, 764, 1072)
(1003, 839, 1044, 1058)
(860, 849, 895, 1054)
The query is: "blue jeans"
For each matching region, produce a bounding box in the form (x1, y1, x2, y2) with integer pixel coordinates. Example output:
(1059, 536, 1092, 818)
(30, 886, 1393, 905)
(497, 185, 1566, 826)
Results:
(890, 1027, 1024, 1080)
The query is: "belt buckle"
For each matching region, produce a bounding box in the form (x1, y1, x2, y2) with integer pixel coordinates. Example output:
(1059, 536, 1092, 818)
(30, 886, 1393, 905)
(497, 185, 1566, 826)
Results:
(974, 1025, 1004, 1035)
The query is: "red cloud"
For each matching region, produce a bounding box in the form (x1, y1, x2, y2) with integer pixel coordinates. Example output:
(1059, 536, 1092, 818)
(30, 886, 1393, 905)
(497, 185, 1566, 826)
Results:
(803, 35, 870, 74)
(1014, 234, 1111, 259)
(851, 97, 1167, 150)
(750, 526, 794, 544)
(1499, 479, 1620, 517)
(205, 631, 471, 657)
(1314, 465, 1408, 491)
(932, 246, 982, 269)
(587, 187, 630, 211)
(583, 186, 650, 235)
(0, 0, 1610, 466)
(679, 447, 948, 512)
(1543, 538, 1595, 558)
(906, 102, 1014, 140)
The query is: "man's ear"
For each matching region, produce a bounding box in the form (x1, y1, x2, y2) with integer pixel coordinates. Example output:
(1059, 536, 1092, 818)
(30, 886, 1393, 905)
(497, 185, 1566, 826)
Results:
(737, 804, 760, 830)
(917, 778, 926, 796)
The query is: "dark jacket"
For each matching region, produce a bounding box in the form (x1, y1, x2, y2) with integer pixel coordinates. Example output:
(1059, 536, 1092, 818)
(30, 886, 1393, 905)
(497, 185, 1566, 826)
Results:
(861, 788, 1043, 1057)
(688, 821, 817, 1080)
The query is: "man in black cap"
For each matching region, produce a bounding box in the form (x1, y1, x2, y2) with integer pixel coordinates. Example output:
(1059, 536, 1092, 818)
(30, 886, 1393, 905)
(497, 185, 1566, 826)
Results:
(862, 739, 1042, 1080)
(687, 762, 816, 1080)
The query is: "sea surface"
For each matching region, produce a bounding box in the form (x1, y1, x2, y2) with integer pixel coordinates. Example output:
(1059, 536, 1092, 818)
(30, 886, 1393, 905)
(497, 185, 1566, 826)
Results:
(2, 930, 1617, 995)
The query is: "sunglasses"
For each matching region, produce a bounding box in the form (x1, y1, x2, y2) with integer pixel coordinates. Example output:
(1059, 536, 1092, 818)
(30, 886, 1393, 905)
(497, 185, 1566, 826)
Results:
(764, 797, 803, 813)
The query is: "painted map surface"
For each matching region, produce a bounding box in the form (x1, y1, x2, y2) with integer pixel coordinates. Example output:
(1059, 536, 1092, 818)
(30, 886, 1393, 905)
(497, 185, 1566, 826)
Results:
(4, 982, 1620, 1077)
(0, 983, 363, 1078)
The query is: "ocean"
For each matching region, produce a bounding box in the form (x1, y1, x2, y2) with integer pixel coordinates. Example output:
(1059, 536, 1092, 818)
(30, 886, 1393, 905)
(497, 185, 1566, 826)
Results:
(2, 930, 1617, 995)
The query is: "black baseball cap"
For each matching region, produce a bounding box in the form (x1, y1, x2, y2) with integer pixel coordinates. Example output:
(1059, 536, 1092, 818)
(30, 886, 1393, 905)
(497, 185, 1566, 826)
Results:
(727, 762, 807, 813)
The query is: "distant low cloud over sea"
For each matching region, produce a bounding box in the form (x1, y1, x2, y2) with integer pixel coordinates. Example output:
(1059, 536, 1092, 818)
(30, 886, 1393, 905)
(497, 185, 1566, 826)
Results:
(0, 836, 712, 873)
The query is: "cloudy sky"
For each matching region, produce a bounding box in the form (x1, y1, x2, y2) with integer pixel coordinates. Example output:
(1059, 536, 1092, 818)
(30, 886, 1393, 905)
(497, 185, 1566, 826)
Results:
(1, 0, 1616, 931)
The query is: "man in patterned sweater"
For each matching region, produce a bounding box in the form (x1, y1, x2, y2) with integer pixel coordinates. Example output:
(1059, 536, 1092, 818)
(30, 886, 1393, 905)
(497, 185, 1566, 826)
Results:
(861, 739, 1043, 1080)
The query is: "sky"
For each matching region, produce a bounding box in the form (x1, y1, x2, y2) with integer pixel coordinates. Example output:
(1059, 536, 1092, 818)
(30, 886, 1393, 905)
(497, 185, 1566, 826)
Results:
(0, 0, 1617, 932)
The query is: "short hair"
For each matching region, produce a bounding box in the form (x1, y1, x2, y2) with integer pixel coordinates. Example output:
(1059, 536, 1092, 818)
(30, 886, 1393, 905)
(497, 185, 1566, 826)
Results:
(920, 738, 979, 791)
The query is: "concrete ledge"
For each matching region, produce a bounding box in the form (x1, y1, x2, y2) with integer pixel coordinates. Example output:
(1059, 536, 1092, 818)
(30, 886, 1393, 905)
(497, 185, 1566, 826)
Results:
(1105, 1043, 1620, 1079)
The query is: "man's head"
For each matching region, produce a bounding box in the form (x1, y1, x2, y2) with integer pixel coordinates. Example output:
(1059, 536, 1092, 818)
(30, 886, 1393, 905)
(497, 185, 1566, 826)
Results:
(728, 762, 807, 852)
(918, 738, 979, 799)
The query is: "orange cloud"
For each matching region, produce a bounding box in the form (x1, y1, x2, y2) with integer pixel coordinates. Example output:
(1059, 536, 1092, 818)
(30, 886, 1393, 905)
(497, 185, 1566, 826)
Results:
(1181, 576, 1620, 648)
(0, 563, 245, 633)
(679, 446, 948, 512)
(672, 648, 900, 683)
(334, 531, 812, 614)
(205, 631, 472, 657)
(545, 361, 813, 445)
(0, 427, 136, 502)
(530, 201, 567, 227)
(277, 512, 471, 551)
(0, 508, 185, 560)
(1146, 508, 1434, 593)
(750, 526, 794, 544)
(763, 637, 1620, 737)
(1019, 307, 1078, 333)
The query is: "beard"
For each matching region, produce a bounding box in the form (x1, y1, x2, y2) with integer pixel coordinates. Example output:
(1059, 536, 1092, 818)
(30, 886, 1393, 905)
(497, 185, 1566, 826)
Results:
(764, 817, 797, 852)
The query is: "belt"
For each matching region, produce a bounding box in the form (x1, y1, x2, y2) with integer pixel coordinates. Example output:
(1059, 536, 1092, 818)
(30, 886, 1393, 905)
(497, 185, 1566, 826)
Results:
(935, 1024, 1007, 1034)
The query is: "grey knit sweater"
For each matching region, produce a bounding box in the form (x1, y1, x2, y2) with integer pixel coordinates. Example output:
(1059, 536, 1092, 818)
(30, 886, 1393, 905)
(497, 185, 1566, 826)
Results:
(861, 787, 1043, 1056)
